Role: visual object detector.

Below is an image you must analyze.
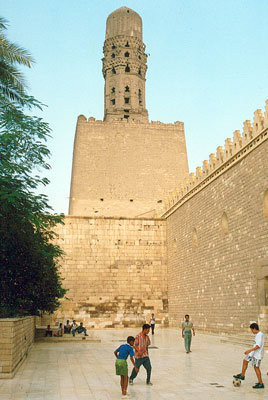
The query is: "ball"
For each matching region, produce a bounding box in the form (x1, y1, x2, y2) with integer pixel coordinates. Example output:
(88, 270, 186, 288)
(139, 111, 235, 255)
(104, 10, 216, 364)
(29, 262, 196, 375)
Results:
(233, 378, 241, 387)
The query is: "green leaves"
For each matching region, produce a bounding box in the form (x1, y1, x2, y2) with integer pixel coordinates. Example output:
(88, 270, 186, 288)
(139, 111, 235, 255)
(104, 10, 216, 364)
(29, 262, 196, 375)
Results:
(0, 16, 67, 318)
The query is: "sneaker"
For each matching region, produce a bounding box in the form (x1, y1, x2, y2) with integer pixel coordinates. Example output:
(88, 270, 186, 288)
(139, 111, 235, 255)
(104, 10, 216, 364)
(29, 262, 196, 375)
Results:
(252, 383, 264, 389)
(146, 382, 153, 385)
(129, 379, 133, 385)
(233, 374, 245, 380)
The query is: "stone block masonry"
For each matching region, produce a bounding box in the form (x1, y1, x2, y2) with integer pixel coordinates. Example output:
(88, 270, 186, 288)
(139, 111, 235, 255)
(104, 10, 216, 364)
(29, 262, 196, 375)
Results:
(165, 108, 268, 333)
(46, 216, 168, 328)
(0, 316, 35, 378)
(69, 118, 188, 217)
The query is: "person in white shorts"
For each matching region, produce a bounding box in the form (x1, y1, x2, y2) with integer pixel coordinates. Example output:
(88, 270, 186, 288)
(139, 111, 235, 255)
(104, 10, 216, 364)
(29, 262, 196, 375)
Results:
(233, 322, 265, 389)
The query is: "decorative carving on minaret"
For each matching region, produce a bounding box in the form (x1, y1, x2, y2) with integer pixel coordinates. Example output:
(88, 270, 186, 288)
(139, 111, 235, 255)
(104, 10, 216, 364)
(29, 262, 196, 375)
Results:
(102, 7, 149, 123)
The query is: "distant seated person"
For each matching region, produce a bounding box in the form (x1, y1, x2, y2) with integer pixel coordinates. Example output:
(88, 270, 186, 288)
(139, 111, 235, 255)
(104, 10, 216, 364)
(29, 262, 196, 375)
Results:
(54, 323, 63, 337)
(64, 320, 72, 334)
(45, 325, 52, 337)
(71, 320, 78, 337)
(76, 322, 88, 336)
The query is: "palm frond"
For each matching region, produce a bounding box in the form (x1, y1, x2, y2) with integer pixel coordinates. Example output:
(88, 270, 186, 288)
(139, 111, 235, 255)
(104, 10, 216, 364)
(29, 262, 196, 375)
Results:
(0, 34, 34, 67)
(0, 17, 8, 31)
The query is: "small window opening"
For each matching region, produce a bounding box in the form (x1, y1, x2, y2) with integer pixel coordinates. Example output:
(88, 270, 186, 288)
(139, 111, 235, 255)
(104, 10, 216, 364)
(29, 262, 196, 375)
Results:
(138, 46, 141, 51)
(124, 115, 129, 119)
(138, 55, 141, 60)
(124, 109, 129, 113)
(100, 198, 104, 201)
(112, 44, 116, 49)
(127, 9, 130, 13)
(138, 68, 141, 75)
(125, 41, 130, 47)
(111, 53, 115, 58)
(138, 89, 142, 106)
(130, 199, 133, 202)
(125, 52, 130, 57)
(112, 67, 116, 74)
(111, 87, 115, 93)
(124, 97, 130, 104)
(125, 86, 130, 92)
(157, 200, 162, 203)
(111, 99, 115, 105)
(125, 64, 130, 72)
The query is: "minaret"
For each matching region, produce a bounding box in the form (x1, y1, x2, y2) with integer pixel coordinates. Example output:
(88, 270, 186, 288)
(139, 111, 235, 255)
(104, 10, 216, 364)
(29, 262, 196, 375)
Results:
(102, 7, 149, 123)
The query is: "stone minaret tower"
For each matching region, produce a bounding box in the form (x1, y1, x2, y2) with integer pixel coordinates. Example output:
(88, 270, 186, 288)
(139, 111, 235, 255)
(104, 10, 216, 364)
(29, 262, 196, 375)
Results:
(69, 7, 188, 217)
(102, 7, 149, 123)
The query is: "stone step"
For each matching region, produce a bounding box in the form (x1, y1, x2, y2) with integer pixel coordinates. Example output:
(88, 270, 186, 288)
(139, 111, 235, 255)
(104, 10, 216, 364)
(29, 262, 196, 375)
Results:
(220, 334, 268, 349)
(35, 336, 101, 343)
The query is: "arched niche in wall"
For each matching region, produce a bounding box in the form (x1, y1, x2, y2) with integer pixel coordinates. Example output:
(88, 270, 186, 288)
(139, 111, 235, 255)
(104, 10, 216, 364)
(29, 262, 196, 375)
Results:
(192, 228, 198, 248)
(263, 189, 268, 217)
(221, 212, 229, 237)
(173, 239, 177, 256)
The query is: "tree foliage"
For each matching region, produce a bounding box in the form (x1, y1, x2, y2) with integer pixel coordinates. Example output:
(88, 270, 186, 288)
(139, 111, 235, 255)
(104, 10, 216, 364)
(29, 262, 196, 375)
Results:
(0, 17, 67, 318)
(0, 17, 34, 105)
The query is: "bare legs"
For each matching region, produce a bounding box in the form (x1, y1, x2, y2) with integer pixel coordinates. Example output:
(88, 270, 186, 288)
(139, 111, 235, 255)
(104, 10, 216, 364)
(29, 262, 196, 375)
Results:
(120, 375, 128, 395)
(240, 360, 263, 384)
(241, 359, 249, 377)
(254, 366, 263, 384)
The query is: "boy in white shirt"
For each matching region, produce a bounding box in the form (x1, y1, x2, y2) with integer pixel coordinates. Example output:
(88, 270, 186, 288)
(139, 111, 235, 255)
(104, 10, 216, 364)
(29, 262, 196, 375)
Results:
(233, 322, 265, 389)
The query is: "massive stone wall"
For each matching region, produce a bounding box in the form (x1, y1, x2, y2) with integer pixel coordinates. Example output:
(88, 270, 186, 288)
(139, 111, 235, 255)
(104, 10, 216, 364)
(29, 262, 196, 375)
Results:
(165, 104, 268, 333)
(46, 216, 168, 328)
(69, 117, 188, 218)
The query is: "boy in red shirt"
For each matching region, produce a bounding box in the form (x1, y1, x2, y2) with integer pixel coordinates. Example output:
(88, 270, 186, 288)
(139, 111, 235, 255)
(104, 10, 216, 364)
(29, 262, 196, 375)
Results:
(129, 324, 153, 386)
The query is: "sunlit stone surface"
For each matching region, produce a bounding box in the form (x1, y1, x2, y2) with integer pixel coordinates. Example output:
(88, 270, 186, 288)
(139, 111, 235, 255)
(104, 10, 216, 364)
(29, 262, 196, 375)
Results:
(0, 328, 267, 399)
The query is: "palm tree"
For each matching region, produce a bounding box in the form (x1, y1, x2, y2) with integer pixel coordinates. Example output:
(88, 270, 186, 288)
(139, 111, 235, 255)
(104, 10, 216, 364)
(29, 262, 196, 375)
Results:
(0, 17, 34, 104)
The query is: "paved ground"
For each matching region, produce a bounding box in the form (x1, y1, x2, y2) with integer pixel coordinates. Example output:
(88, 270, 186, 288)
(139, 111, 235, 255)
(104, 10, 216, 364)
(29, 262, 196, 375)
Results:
(1, 328, 268, 400)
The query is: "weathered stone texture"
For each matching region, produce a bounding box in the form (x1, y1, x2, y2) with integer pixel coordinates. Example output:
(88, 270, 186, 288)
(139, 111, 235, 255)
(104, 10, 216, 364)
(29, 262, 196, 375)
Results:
(167, 138, 268, 333)
(0, 317, 35, 378)
(69, 119, 188, 217)
(48, 216, 167, 328)
(103, 7, 149, 123)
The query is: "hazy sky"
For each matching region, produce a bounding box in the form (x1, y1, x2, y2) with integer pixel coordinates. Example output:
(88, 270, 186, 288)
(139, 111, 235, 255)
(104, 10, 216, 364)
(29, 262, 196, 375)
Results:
(2, 0, 268, 213)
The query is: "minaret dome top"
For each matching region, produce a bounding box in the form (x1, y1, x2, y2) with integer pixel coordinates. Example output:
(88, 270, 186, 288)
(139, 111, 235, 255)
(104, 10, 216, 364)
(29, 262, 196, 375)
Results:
(105, 7, 142, 40)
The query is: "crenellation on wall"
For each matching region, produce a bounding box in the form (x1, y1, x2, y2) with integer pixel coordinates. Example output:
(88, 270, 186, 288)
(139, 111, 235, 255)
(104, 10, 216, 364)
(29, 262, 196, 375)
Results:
(69, 115, 188, 217)
(166, 135, 268, 333)
(76, 114, 184, 130)
(160, 100, 268, 217)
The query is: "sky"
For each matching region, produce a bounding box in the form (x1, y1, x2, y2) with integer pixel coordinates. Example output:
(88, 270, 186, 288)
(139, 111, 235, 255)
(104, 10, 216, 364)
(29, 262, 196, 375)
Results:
(2, 0, 268, 214)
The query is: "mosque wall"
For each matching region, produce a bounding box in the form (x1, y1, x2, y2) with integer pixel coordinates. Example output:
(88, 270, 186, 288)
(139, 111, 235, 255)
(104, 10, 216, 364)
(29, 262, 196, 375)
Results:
(165, 109, 268, 333)
(69, 117, 188, 218)
(47, 216, 168, 328)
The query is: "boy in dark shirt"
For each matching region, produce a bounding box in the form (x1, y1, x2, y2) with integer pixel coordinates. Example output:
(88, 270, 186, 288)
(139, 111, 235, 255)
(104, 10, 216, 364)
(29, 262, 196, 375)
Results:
(114, 336, 139, 399)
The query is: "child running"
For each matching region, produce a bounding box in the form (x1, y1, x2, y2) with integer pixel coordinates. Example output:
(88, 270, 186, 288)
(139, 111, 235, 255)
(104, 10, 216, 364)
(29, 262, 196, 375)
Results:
(114, 336, 139, 399)
(233, 322, 265, 389)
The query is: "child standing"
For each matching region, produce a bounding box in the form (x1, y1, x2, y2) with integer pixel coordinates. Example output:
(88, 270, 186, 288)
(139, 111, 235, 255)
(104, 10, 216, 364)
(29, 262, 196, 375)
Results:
(233, 322, 265, 389)
(114, 336, 138, 399)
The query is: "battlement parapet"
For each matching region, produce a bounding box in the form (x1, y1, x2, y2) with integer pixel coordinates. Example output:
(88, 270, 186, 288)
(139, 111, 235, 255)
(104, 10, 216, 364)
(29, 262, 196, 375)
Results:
(158, 99, 268, 218)
(76, 115, 184, 129)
